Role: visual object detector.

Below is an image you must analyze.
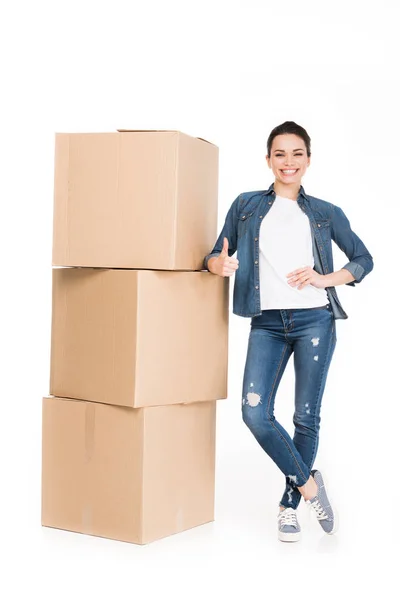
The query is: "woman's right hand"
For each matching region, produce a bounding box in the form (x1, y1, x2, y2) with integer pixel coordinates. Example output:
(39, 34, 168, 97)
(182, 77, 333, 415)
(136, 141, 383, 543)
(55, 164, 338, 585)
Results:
(209, 237, 239, 277)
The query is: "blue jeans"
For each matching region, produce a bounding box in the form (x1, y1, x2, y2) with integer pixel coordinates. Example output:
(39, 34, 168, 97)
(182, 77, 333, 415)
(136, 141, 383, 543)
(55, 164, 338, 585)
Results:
(241, 303, 337, 509)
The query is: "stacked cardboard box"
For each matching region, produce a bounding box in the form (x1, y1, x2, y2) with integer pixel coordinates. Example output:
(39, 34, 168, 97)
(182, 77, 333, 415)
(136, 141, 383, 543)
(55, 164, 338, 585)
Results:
(42, 130, 229, 544)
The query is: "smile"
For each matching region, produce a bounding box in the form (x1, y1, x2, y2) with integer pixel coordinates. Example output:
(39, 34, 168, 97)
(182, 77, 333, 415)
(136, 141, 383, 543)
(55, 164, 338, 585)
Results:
(280, 169, 299, 175)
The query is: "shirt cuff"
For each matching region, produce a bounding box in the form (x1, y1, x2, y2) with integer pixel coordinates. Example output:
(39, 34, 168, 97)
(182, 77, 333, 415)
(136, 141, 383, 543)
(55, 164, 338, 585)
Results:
(342, 261, 365, 286)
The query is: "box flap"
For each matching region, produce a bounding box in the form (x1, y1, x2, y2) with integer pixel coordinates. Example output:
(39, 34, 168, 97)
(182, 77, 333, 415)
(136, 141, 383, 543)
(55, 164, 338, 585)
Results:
(117, 129, 177, 132)
(116, 130, 216, 146)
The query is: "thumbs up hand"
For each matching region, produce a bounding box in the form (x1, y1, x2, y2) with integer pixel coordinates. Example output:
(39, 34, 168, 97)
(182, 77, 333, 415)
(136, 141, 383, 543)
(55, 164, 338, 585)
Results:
(213, 237, 239, 277)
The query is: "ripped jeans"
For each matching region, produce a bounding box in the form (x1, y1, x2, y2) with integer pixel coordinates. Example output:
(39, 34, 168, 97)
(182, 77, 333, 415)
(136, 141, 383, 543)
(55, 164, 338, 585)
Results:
(241, 303, 337, 509)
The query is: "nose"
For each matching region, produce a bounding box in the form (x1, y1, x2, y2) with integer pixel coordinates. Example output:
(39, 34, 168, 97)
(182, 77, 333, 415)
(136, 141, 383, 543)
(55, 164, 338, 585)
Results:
(284, 155, 295, 166)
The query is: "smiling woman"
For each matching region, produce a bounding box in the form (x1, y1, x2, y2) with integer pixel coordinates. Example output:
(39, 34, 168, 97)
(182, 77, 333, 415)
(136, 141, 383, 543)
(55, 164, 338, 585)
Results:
(267, 133, 310, 184)
(203, 120, 374, 544)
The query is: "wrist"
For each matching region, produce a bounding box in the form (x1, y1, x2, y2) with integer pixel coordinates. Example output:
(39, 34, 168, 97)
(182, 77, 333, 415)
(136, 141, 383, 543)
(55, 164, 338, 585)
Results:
(322, 274, 333, 288)
(207, 256, 219, 274)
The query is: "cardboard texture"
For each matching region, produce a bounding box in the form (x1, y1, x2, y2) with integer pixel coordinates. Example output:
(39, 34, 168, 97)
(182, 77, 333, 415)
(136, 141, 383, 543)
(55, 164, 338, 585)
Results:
(41, 396, 216, 545)
(50, 268, 229, 407)
(52, 130, 219, 270)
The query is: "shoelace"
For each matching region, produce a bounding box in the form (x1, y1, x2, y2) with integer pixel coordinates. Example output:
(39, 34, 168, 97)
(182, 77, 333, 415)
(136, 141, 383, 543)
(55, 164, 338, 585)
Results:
(309, 498, 329, 520)
(278, 508, 298, 527)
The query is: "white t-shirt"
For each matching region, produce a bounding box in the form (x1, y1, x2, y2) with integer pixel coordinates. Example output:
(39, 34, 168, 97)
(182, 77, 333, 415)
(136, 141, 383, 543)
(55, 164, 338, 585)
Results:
(259, 194, 329, 309)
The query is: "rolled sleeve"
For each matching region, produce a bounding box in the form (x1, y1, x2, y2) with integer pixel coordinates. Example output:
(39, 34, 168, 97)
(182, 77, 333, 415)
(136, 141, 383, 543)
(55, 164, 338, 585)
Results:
(341, 261, 365, 286)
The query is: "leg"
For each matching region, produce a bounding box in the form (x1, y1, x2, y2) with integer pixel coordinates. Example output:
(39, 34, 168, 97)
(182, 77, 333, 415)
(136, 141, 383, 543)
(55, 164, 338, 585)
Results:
(279, 306, 337, 509)
(241, 312, 311, 488)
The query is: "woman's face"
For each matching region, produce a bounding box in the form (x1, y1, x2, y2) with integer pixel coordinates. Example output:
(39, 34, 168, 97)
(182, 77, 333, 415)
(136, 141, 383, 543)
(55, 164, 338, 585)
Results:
(266, 134, 310, 185)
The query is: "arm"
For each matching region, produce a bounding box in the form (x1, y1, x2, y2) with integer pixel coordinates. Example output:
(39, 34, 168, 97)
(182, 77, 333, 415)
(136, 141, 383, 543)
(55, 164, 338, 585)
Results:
(203, 195, 240, 271)
(323, 268, 356, 287)
(330, 204, 374, 287)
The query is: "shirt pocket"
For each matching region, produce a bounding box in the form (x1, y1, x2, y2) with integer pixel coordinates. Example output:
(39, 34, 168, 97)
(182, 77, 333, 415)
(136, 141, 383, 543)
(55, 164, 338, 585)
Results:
(237, 209, 255, 238)
(314, 219, 331, 239)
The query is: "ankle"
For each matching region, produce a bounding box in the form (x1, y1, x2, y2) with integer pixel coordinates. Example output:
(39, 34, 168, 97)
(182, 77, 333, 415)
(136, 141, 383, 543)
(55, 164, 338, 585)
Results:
(299, 475, 318, 502)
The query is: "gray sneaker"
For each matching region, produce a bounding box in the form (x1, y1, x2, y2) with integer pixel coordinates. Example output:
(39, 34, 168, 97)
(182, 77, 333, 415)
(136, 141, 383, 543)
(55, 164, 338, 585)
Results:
(277, 507, 301, 542)
(306, 469, 338, 534)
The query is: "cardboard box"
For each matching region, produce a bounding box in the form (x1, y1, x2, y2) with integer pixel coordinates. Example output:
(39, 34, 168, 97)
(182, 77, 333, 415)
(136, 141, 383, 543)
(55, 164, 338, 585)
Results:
(41, 396, 216, 544)
(50, 268, 229, 407)
(52, 130, 219, 270)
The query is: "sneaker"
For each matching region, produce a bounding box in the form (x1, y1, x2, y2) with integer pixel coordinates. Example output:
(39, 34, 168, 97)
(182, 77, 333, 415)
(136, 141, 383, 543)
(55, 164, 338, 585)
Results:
(277, 507, 301, 542)
(306, 469, 338, 534)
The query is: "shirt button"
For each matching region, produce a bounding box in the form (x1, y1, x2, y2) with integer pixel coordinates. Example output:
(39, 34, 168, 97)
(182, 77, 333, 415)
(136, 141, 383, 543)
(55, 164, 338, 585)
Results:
(242, 215, 245, 219)
(255, 285, 259, 289)
(319, 246, 323, 250)
(317, 223, 321, 227)
(259, 215, 263, 219)
(268, 201, 272, 205)
(255, 260, 258, 265)
(254, 237, 258, 241)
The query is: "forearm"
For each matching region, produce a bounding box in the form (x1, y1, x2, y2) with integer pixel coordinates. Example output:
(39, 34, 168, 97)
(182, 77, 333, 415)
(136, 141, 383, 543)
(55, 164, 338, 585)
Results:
(323, 268, 355, 287)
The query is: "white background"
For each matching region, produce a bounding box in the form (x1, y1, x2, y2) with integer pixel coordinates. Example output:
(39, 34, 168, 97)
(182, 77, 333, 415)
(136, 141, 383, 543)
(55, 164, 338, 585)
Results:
(1, 0, 398, 597)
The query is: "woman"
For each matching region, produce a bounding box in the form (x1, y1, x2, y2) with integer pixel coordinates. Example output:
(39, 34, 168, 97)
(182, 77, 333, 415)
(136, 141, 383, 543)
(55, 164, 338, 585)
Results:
(203, 121, 373, 542)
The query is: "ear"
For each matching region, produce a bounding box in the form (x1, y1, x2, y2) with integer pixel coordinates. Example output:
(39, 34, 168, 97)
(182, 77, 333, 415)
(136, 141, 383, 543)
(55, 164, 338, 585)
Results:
(265, 154, 271, 169)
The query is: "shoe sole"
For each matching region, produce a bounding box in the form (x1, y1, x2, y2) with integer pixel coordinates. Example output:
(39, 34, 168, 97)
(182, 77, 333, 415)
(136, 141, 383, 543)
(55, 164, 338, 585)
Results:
(278, 531, 301, 542)
(326, 505, 339, 535)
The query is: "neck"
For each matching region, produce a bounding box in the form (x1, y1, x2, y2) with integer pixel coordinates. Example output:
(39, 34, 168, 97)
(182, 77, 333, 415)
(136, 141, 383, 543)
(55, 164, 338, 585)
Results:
(273, 181, 301, 201)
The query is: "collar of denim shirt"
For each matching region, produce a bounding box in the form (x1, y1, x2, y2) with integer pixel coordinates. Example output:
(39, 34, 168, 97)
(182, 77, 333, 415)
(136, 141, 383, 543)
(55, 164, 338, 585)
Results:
(264, 182, 308, 205)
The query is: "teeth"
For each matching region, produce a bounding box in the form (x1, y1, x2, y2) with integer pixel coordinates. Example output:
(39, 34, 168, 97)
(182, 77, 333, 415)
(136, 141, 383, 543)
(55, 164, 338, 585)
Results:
(282, 169, 297, 174)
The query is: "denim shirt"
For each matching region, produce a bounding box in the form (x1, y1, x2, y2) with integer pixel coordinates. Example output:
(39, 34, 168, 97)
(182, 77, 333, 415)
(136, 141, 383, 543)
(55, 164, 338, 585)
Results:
(203, 183, 373, 320)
